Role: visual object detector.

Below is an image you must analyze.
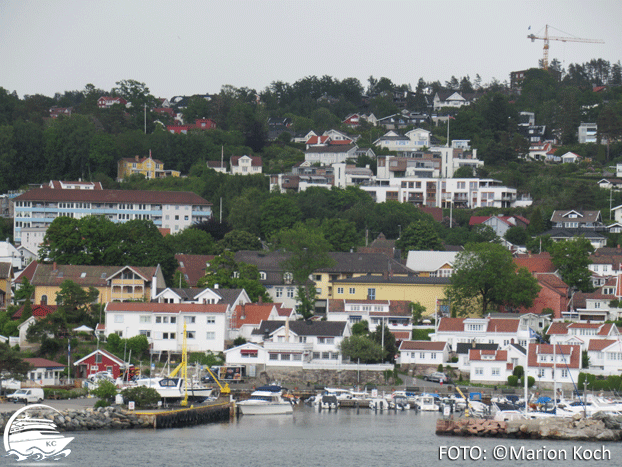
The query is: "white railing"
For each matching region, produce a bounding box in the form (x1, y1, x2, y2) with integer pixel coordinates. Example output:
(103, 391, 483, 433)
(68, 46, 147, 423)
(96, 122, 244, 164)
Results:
(302, 362, 393, 371)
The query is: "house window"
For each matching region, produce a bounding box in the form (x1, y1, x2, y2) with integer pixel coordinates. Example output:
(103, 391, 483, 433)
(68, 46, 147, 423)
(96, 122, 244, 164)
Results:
(187, 331, 195, 339)
(170, 317, 176, 324)
(312, 352, 320, 359)
(95, 354, 102, 364)
(314, 274, 322, 281)
(114, 315, 124, 323)
(349, 288, 355, 294)
(206, 332, 215, 340)
(281, 353, 290, 361)
(292, 354, 302, 361)
(275, 288, 283, 298)
(260, 272, 267, 280)
(430, 353, 436, 359)
(139, 330, 151, 337)
(419, 352, 425, 359)
(287, 288, 294, 298)
(185, 316, 196, 324)
(367, 288, 376, 300)
(538, 368, 545, 377)
(207, 316, 215, 324)
(155, 316, 162, 324)
(139, 315, 151, 323)
(337, 287, 344, 294)
(492, 368, 500, 376)
(561, 369, 569, 378)
(475, 368, 483, 375)
(269, 353, 279, 361)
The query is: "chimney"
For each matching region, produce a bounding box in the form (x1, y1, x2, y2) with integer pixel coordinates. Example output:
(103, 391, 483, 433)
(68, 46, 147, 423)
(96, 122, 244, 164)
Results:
(135, 155, 139, 162)
(241, 304, 246, 320)
(53, 262, 57, 271)
(258, 295, 262, 304)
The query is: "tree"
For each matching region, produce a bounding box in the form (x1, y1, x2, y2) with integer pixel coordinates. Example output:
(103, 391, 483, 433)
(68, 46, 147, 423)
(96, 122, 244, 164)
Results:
(410, 302, 426, 324)
(0, 342, 31, 395)
(549, 238, 594, 292)
(218, 230, 262, 252)
(351, 320, 369, 335)
(166, 228, 216, 255)
(504, 226, 528, 246)
(197, 251, 270, 302)
(14, 276, 34, 304)
(447, 242, 541, 316)
(396, 220, 444, 254)
(370, 323, 397, 363)
(339, 334, 384, 364)
(55, 279, 100, 323)
(320, 218, 360, 252)
(260, 195, 301, 238)
(272, 223, 335, 320)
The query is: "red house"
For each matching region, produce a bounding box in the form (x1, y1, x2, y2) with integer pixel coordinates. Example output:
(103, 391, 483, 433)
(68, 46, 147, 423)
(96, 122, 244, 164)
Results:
(73, 349, 124, 380)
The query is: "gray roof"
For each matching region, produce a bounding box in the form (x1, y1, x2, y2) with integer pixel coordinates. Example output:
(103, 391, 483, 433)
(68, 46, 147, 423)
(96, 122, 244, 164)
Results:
(405, 251, 459, 273)
(319, 252, 412, 275)
(550, 210, 601, 224)
(305, 144, 357, 154)
(541, 229, 606, 240)
(252, 320, 347, 337)
(455, 343, 499, 355)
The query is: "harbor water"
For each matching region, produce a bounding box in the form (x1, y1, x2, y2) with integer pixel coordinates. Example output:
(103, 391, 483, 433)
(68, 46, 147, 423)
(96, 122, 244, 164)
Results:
(61, 406, 619, 467)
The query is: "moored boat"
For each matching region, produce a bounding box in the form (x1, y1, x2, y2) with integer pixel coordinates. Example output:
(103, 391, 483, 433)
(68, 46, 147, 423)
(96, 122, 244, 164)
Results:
(237, 385, 294, 415)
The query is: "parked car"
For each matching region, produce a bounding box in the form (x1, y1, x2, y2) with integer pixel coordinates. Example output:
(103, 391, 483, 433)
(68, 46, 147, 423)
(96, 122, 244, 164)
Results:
(88, 371, 114, 382)
(7, 388, 44, 403)
(423, 372, 452, 384)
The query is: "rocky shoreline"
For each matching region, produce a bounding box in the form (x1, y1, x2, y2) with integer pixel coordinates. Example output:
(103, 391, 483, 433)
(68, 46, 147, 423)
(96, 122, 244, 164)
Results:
(0, 406, 152, 432)
(436, 412, 622, 441)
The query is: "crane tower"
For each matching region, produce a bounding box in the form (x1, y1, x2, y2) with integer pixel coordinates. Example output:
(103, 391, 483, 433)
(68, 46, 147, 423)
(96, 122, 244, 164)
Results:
(527, 24, 604, 70)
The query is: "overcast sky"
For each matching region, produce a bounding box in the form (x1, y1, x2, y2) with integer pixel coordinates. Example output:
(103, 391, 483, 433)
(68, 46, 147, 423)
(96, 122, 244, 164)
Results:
(1, 0, 620, 99)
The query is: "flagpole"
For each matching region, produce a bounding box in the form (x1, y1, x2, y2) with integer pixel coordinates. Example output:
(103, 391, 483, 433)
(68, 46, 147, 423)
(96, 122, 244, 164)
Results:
(524, 329, 530, 413)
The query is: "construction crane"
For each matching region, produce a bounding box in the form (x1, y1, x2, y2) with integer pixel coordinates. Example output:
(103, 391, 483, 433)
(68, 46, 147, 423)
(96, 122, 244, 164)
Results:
(527, 24, 604, 70)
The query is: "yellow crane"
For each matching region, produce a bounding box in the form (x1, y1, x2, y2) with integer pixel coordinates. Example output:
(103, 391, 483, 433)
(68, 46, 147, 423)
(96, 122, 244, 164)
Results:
(527, 24, 604, 70)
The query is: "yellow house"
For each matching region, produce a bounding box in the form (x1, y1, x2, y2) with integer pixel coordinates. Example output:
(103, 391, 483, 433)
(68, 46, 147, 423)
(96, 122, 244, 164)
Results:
(313, 252, 413, 302)
(326, 275, 449, 317)
(117, 152, 180, 181)
(0, 262, 13, 309)
(30, 263, 166, 306)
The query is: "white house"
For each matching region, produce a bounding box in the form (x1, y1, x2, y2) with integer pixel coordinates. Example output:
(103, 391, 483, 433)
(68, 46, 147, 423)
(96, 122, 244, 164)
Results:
(468, 348, 510, 384)
(527, 343, 581, 390)
(230, 155, 263, 175)
(455, 343, 498, 372)
(587, 339, 622, 373)
(560, 151, 581, 164)
(104, 302, 229, 354)
(24, 358, 65, 386)
(432, 317, 531, 352)
(547, 322, 619, 351)
(397, 340, 449, 366)
(242, 320, 350, 367)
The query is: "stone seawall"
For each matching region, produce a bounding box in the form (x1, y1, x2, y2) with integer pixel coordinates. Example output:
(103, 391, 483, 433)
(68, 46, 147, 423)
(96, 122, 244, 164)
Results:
(436, 413, 622, 441)
(0, 403, 233, 432)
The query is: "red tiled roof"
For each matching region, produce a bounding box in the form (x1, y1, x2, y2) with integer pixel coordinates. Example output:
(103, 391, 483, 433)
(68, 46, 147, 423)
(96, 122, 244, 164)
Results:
(230, 156, 262, 167)
(528, 344, 580, 369)
(14, 187, 211, 206)
(329, 139, 353, 145)
(391, 331, 411, 340)
(437, 317, 465, 332)
(469, 216, 489, 226)
(14, 260, 38, 285)
(597, 323, 616, 336)
(399, 340, 447, 351)
(231, 304, 275, 328)
(588, 339, 617, 351)
(546, 322, 569, 335)
(486, 319, 519, 333)
(306, 135, 330, 145)
(469, 349, 508, 361)
(175, 254, 215, 287)
(12, 304, 58, 319)
(105, 302, 227, 314)
(23, 358, 65, 368)
(514, 253, 555, 274)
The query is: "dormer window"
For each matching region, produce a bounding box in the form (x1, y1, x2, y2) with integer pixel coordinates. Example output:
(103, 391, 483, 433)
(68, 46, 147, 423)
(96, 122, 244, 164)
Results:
(259, 271, 267, 280)
(284, 272, 293, 284)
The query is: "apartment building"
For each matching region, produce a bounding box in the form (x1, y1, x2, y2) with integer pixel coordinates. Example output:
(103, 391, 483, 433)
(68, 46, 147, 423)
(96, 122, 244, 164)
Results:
(13, 186, 212, 251)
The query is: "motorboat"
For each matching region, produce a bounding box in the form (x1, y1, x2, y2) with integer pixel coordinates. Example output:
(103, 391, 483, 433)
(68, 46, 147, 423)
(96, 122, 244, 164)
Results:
(388, 394, 411, 410)
(414, 393, 440, 411)
(237, 385, 294, 415)
(369, 397, 389, 411)
(318, 395, 339, 410)
(135, 376, 213, 403)
(7, 416, 73, 459)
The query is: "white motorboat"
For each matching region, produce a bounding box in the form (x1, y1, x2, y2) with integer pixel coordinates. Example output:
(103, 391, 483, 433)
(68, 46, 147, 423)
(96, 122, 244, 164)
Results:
(369, 397, 389, 411)
(135, 377, 214, 403)
(237, 385, 294, 415)
(388, 394, 411, 410)
(414, 394, 440, 411)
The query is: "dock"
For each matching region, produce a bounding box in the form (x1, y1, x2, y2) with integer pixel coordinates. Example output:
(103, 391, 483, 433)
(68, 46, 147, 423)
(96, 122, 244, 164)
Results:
(134, 401, 233, 429)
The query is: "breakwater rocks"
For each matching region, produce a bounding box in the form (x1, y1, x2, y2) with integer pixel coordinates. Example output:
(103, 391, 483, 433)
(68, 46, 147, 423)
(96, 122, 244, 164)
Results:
(436, 413, 622, 441)
(0, 406, 152, 432)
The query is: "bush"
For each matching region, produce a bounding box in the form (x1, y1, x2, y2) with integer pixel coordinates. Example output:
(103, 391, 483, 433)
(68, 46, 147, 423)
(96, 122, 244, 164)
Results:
(527, 376, 535, 388)
(513, 365, 524, 379)
(437, 364, 444, 372)
(94, 399, 111, 409)
(121, 386, 161, 408)
(43, 388, 88, 399)
(507, 375, 519, 387)
(92, 380, 118, 402)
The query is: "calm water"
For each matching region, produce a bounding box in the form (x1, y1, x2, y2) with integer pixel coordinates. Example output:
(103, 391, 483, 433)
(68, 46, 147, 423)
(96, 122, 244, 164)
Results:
(42, 407, 620, 467)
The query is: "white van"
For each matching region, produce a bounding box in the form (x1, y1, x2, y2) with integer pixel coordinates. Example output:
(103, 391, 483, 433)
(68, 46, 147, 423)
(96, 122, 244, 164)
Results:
(7, 388, 44, 403)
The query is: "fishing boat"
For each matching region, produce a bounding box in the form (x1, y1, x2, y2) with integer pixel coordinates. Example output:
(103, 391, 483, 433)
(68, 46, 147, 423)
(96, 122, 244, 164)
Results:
(135, 376, 214, 403)
(237, 385, 294, 415)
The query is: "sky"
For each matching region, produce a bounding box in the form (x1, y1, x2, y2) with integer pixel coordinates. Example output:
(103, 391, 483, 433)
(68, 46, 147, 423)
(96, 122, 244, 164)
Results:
(1, 0, 621, 100)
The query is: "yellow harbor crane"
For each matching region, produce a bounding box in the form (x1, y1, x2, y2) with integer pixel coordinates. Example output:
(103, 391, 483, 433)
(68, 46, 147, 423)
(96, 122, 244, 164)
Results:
(527, 24, 604, 70)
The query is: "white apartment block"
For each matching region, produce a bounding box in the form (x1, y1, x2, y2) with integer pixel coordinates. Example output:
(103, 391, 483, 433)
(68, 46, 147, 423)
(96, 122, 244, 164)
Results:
(105, 302, 229, 354)
(360, 177, 519, 209)
(13, 187, 212, 251)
